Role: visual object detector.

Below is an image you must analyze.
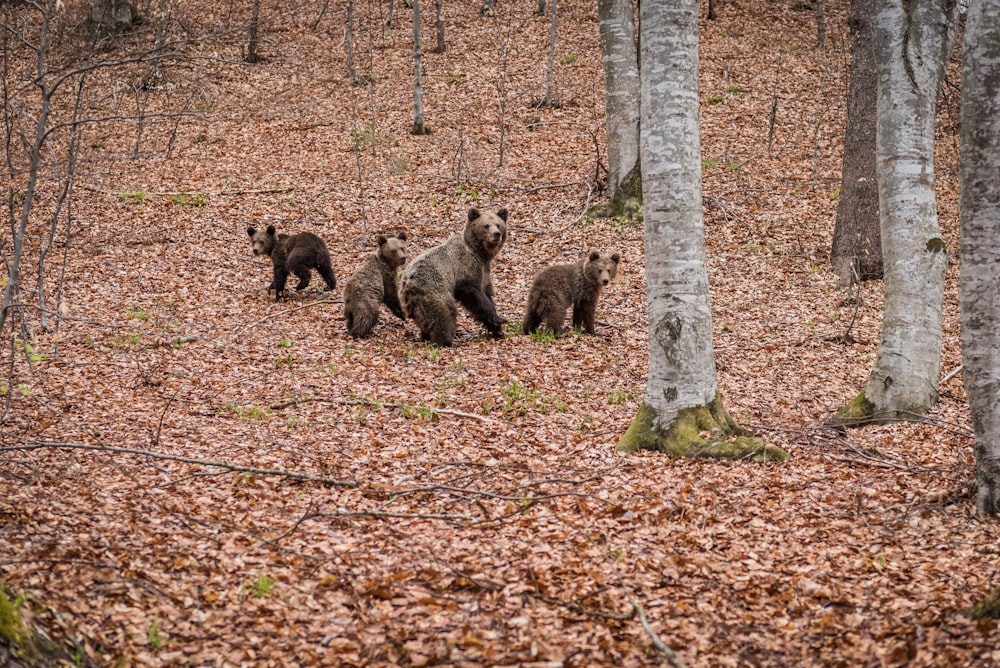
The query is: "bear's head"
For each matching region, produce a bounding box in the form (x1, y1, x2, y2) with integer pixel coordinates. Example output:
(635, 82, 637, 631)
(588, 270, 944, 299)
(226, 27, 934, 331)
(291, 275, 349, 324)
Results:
(585, 250, 621, 287)
(377, 231, 408, 268)
(247, 225, 277, 257)
(463, 207, 508, 260)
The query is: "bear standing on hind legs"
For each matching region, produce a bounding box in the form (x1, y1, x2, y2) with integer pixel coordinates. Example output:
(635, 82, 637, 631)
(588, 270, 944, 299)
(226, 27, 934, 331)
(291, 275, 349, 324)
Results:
(343, 231, 408, 339)
(247, 224, 336, 301)
(522, 250, 621, 336)
(399, 207, 509, 347)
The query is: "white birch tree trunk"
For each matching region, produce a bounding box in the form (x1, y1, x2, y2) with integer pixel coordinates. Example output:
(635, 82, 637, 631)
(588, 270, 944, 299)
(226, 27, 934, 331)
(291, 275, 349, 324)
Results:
(838, 0, 958, 423)
(960, 0, 1000, 516)
(411, 0, 429, 135)
(597, 0, 640, 203)
(616, 0, 784, 461)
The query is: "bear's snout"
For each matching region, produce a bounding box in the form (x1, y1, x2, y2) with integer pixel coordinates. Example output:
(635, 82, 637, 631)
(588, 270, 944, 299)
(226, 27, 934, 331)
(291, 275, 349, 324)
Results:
(490, 230, 502, 242)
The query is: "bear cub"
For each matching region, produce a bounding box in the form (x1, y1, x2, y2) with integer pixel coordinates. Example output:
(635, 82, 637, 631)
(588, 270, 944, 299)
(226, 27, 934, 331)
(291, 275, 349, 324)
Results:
(247, 225, 336, 301)
(399, 207, 509, 347)
(343, 231, 408, 339)
(522, 250, 621, 336)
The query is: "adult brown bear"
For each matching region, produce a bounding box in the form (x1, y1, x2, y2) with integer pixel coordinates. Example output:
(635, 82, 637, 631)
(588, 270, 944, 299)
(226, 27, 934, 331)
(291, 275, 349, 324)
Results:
(399, 208, 509, 347)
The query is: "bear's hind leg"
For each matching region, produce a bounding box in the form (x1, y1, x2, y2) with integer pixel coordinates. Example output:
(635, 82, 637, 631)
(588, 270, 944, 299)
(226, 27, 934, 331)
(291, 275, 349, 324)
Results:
(294, 270, 311, 291)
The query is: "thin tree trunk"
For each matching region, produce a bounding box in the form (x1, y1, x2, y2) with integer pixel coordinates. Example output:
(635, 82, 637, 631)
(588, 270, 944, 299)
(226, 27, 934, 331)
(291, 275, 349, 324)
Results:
(411, 0, 429, 134)
(960, 0, 1000, 516)
(616, 0, 784, 461)
(433, 0, 445, 54)
(836, 0, 958, 425)
(598, 0, 641, 208)
(246, 0, 262, 63)
(831, 0, 881, 285)
(542, 0, 558, 107)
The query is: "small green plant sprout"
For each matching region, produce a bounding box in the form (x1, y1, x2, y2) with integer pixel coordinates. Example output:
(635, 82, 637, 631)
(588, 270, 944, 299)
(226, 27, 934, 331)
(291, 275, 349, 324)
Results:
(117, 189, 146, 204)
(147, 620, 167, 650)
(577, 414, 595, 431)
(15, 384, 30, 397)
(246, 574, 276, 599)
(455, 183, 480, 201)
(445, 73, 461, 84)
(529, 327, 556, 344)
(126, 306, 150, 321)
(607, 388, 638, 405)
(277, 337, 294, 348)
(724, 161, 743, 172)
(275, 353, 294, 369)
(111, 333, 142, 348)
(558, 53, 578, 65)
(451, 357, 464, 372)
(16, 340, 43, 364)
(829, 185, 841, 200)
(399, 404, 438, 421)
(702, 157, 718, 169)
(725, 84, 742, 95)
(422, 343, 440, 361)
(705, 93, 724, 105)
(168, 193, 207, 206)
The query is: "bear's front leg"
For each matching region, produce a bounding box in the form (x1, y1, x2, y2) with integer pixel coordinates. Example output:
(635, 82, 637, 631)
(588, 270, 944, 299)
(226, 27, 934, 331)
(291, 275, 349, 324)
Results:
(272, 267, 290, 301)
(456, 285, 505, 338)
(572, 299, 598, 335)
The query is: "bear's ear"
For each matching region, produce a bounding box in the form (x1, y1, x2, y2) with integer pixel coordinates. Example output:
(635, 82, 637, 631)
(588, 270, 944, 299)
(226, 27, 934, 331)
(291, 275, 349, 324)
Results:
(588, 250, 600, 262)
(496, 207, 509, 222)
(397, 231, 408, 241)
(611, 252, 621, 264)
(247, 227, 256, 238)
(377, 234, 388, 246)
(467, 208, 481, 222)
(266, 225, 276, 236)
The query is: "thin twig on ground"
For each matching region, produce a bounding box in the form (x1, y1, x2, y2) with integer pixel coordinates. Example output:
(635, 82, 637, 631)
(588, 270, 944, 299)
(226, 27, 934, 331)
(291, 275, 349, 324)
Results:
(630, 598, 687, 668)
(7, 441, 357, 487)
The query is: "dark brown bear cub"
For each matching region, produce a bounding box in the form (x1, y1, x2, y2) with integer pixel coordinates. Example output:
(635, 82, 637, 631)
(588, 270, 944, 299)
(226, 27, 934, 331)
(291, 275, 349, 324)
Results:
(522, 250, 621, 335)
(343, 232, 408, 339)
(247, 225, 336, 301)
(399, 207, 509, 347)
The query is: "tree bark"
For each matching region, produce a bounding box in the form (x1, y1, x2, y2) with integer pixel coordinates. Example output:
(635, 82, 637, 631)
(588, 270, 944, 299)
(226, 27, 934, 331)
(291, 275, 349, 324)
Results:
(542, 0, 559, 107)
(830, 0, 881, 285)
(411, 0, 429, 135)
(597, 0, 641, 208)
(960, 0, 1000, 517)
(616, 0, 785, 462)
(836, 0, 958, 425)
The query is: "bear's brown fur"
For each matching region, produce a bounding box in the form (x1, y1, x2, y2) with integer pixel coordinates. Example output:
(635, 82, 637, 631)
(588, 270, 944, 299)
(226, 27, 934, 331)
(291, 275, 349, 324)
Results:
(522, 250, 621, 335)
(399, 207, 509, 346)
(343, 232, 408, 339)
(247, 225, 336, 301)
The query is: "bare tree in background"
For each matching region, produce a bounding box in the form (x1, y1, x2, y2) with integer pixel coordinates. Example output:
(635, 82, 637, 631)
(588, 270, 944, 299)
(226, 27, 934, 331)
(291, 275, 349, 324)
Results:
(411, 0, 429, 134)
(540, 0, 559, 107)
(835, 0, 959, 425)
(432, 0, 444, 53)
(246, 0, 262, 63)
(597, 0, 641, 215)
(959, 0, 1000, 517)
(831, 0, 880, 285)
(91, 0, 135, 34)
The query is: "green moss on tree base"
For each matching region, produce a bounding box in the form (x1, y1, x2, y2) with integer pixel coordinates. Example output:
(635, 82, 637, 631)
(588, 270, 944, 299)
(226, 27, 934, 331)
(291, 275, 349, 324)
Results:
(828, 389, 928, 427)
(972, 585, 1000, 619)
(615, 394, 788, 461)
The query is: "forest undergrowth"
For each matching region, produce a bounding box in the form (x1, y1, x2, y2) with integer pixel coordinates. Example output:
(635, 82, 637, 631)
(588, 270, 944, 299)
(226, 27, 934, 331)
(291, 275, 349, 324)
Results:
(1, 0, 997, 666)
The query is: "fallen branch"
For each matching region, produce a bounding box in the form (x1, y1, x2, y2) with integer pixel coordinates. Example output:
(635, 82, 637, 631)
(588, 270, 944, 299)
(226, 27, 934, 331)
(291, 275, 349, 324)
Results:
(630, 598, 687, 668)
(269, 395, 495, 423)
(7, 441, 357, 488)
(527, 591, 635, 622)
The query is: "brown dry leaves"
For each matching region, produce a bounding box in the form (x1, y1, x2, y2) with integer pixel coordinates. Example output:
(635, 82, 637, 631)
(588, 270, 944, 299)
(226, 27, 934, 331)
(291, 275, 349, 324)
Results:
(1, 0, 998, 666)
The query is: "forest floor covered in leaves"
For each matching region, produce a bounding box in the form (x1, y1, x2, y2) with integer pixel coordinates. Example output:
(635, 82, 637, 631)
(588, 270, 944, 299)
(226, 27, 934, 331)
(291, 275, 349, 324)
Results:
(2, 0, 998, 666)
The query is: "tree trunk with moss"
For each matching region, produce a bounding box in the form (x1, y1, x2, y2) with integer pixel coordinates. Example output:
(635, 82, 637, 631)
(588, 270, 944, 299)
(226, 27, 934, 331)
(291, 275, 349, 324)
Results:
(598, 0, 640, 208)
(615, 0, 785, 461)
(835, 0, 957, 425)
(959, 0, 1000, 517)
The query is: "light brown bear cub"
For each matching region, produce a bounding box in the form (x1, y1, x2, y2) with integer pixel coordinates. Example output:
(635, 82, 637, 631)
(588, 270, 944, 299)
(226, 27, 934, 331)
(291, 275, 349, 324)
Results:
(247, 225, 336, 301)
(343, 232, 408, 339)
(399, 207, 509, 347)
(522, 250, 621, 336)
